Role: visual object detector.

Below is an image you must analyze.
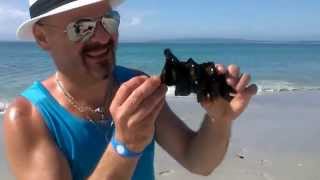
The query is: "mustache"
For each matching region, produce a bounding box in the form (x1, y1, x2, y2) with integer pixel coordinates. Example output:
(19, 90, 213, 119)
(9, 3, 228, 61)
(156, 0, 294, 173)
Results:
(82, 41, 116, 53)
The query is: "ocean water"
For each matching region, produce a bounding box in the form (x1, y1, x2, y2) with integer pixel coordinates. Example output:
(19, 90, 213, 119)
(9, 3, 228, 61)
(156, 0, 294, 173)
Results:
(1, 41, 320, 112)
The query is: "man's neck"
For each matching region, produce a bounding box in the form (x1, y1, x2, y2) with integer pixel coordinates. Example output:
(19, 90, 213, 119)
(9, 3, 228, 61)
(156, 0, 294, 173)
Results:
(55, 71, 117, 108)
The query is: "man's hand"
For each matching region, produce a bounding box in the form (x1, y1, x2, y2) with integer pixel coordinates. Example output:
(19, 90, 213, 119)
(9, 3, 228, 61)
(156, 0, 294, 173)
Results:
(109, 75, 167, 152)
(201, 64, 257, 122)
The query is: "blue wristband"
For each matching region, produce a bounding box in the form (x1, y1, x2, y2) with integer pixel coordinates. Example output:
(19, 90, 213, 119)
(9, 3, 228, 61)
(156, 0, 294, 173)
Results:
(111, 135, 143, 158)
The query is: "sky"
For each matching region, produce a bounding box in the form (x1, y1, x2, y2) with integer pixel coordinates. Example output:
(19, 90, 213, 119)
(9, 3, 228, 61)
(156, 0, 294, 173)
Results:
(1, 0, 320, 41)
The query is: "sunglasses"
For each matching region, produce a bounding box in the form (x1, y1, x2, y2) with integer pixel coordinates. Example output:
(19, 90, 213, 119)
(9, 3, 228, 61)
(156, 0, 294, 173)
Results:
(37, 10, 120, 43)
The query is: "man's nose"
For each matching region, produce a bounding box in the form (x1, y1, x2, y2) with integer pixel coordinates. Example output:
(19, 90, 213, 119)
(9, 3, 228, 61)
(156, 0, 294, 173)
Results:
(90, 21, 116, 44)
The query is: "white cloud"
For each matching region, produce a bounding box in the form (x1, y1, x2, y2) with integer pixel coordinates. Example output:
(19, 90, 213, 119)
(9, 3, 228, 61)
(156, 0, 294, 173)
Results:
(0, 8, 27, 19)
(118, 8, 157, 29)
(128, 17, 142, 26)
(0, 4, 29, 40)
(121, 15, 144, 28)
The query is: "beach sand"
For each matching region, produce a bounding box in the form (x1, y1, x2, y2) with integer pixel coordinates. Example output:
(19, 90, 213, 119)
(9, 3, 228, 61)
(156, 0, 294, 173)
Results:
(1, 91, 319, 179)
(155, 91, 320, 180)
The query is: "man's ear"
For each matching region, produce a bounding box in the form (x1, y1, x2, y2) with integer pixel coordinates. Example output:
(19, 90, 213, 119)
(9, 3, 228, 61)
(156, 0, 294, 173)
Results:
(33, 23, 50, 50)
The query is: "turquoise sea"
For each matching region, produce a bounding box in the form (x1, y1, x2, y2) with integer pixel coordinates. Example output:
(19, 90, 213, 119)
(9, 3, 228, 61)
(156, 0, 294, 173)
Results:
(1, 41, 320, 111)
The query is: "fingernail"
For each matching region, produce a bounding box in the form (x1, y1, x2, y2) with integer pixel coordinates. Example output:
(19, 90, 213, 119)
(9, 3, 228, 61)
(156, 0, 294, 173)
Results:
(139, 75, 148, 79)
(226, 78, 233, 85)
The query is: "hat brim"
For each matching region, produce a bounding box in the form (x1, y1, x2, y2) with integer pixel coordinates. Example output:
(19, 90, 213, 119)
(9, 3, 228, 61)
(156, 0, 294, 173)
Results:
(17, 0, 124, 41)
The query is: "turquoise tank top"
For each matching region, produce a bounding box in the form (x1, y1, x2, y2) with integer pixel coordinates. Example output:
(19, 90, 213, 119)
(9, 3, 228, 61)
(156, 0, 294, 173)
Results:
(21, 66, 155, 180)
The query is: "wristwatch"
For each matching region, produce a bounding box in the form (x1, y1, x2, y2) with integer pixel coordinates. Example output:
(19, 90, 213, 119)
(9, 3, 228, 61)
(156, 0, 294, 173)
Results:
(111, 135, 143, 158)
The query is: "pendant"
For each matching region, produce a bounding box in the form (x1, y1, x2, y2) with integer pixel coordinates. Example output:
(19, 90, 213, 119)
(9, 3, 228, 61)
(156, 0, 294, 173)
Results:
(94, 107, 105, 114)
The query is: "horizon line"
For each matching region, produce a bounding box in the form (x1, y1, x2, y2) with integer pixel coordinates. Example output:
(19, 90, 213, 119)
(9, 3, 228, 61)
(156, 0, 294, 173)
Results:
(1, 37, 320, 43)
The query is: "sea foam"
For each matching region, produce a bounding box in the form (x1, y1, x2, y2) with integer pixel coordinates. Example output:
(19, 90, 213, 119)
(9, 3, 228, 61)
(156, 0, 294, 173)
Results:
(164, 80, 320, 97)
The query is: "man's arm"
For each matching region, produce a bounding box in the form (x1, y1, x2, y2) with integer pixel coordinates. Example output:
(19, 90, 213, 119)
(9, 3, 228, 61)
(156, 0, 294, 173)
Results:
(4, 97, 140, 180)
(89, 75, 167, 180)
(4, 75, 166, 180)
(156, 64, 257, 176)
(88, 146, 140, 180)
(155, 103, 231, 175)
(3, 97, 72, 180)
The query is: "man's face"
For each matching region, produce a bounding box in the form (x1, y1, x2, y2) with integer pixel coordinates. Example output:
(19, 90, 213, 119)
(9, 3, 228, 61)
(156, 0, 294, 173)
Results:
(38, 1, 118, 80)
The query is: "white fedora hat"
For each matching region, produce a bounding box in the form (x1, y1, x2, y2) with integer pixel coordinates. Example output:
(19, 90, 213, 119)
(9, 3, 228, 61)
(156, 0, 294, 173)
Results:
(17, 0, 125, 41)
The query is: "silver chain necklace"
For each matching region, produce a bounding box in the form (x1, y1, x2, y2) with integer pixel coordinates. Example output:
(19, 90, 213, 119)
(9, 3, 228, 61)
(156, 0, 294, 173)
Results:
(55, 72, 108, 120)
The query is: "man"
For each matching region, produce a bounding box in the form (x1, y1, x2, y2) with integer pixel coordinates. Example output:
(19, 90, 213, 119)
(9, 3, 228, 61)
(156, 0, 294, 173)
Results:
(3, 0, 257, 179)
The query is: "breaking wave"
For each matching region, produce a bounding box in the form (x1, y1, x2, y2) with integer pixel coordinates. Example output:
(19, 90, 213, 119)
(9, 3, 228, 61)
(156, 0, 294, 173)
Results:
(0, 101, 9, 115)
(255, 80, 320, 95)
(165, 80, 320, 97)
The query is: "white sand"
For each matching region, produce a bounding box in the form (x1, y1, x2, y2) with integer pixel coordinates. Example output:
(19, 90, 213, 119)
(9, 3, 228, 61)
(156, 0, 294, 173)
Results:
(1, 91, 319, 180)
(155, 91, 320, 180)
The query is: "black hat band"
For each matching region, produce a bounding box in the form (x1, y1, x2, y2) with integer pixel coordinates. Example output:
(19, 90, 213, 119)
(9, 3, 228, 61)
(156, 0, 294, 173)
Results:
(30, 0, 76, 18)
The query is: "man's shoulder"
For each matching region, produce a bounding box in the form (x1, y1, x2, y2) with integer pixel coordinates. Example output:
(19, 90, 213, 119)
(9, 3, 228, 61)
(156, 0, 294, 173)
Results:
(116, 65, 149, 76)
(130, 68, 149, 77)
(115, 66, 149, 84)
(4, 96, 33, 123)
(2, 97, 70, 179)
(3, 96, 46, 140)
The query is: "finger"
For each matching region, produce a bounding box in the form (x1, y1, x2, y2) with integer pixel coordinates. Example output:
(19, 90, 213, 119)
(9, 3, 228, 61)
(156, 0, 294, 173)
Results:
(141, 98, 166, 127)
(111, 75, 148, 108)
(226, 77, 238, 89)
(227, 64, 240, 78)
(229, 84, 257, 116)
(144, 98, 166, 126)
(120, 76, 162, 116)
(236, 73, 251, 92)
(241, 84, 258, 97)
(128, 85, 167, 124)
(128, 97, 166, 129)
(215, 64, 226, 75)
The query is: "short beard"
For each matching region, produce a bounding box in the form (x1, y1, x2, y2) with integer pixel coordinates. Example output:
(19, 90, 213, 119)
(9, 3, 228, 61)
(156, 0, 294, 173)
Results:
(82, 40, 117, 80)
(102, 45, 116, 80)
